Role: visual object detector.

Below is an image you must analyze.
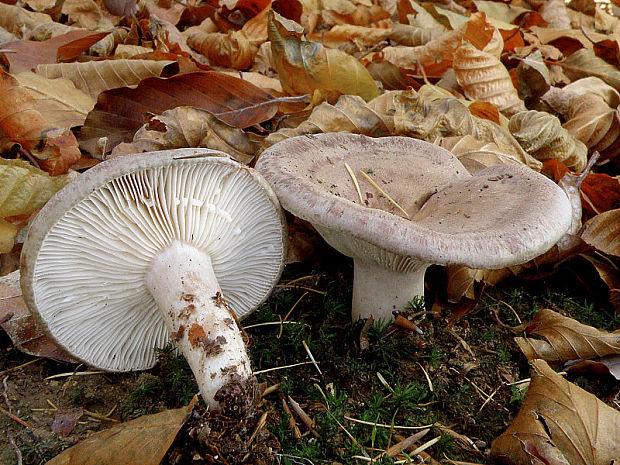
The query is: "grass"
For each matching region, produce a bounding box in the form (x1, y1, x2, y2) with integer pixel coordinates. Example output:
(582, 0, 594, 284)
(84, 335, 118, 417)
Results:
(2, 261, 617, 465)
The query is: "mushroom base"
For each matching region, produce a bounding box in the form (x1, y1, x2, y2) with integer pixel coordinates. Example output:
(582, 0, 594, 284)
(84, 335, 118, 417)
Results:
(146, 241, 252, 411)
(352, 259, 429, 321)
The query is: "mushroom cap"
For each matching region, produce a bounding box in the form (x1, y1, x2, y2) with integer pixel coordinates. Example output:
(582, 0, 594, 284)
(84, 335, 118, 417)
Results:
(256, 133, 572, 270)
(21, 149, 287, 371)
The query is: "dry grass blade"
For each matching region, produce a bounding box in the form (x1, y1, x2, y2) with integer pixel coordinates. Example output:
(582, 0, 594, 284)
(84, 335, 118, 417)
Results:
(344, 162, 364, 205)
(358, 170, 409, 218)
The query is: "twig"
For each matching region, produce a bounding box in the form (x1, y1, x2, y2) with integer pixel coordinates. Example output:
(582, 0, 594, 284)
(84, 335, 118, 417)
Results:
(247, 411, 268, 446)
(3, 376, 11, 413)
(378, 428, 430, 458)
(376, 372, 395, 394)
(274, 284, 326, 295)
(0, 405, 32, 428)
(345, 415, 434, 430)
(417, 362, 434, 393)
(288, 396, 320, 438)
(281, 394, 302, 439)
(410, 435, 441, 455)
(44, 371, 105, 380)
(254, 361, 320, 375)
(302, 340, 322, 375)
(358, 170, 410, 218)
(8, 433, 22, 465)
(477, 385, 501, 414)
(262, 383, 280, 397)
(0, 359, 41, 377)
(279, 292, 309, 338)
(244, 321, 301, 330)
(344, 162, 364, 205)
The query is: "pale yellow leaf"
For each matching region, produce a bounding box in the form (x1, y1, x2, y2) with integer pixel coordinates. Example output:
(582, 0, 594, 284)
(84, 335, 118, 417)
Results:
(37, 59, 175, 98)
(13, 72, 95, 129)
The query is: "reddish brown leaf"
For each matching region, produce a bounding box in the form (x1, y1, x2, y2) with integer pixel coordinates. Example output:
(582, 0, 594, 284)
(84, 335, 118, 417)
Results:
(468, 101, 501, 125)
(52, 408, 84, 436)
(1, 30, 111, 73)
(79, 71, 289, 157)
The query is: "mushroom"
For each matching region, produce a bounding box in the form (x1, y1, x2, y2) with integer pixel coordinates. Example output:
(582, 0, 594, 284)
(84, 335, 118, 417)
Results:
(21, 148, 287, 412)
(256, 133, 572, 321)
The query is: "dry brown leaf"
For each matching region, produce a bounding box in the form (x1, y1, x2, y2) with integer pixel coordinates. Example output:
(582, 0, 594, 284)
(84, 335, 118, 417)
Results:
(268, 10, 379, 101)
(47, 401, 195, 465)
(491, 359, 620, 465)
(307, 24, 390, 48)
(581, 209, 620, 256)
(513, 309, 620, 364)
(37, 59, 177, 98)
(529, 25, 609, 51)
(561, 48, 620, 92)
(595, 7, 620, 34)
(508, 110, 588, 172)
(539, 0, 571, 29)
(543, 77, 620, 118)
(386, 23, 444, 47)
(0, 3, 53, 38)
(393, 91, 542, 170)
(563, 94, 620, 163)
(454, 43, 526, 117)
(0, 69, 81, 174)
(111, 106, 260, 163)
(14, 71, 95, 129)
(515, 50, 551, 106)
(262, 94, 393, 149)
(61, 0, 117, 31)
(186, 29, 258, 69)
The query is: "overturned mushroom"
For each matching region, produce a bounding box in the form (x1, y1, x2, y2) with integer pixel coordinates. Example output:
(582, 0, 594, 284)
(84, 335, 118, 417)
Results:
(256, 133, 571, 321)
(21, 148, 286, 412)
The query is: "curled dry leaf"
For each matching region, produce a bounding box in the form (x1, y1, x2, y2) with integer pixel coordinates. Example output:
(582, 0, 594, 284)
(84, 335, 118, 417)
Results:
(307, 24, 390, 48)
(393, 90, 542, 170)
(453, 43, 526, 117)
(47, 401, 195, 465)
(513, 309, 620, 364)
(561, 48, 620, 92)
(269, 10, 379, 101)
(563, 94, 620, 163)
(581, 208, 620, 256)
(111, 106, 260, 164)
(491, 359, 620, 465)
(0, 3, 52, 38)
(37, 59, 177, 98)
(262, 94, 393, 149)
(509, 110, 587, 172)
(186, 29, 258, 70)
(0, 69, 80, 174)
(539, 0, 571, 29)
(515, 50, 551, 106)
(386, 23, 444, 47)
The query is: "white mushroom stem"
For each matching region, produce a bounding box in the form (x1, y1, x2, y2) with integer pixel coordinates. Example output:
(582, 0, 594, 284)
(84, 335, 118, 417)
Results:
(352, 259, 430, 322)
(145, 241, 252, 410)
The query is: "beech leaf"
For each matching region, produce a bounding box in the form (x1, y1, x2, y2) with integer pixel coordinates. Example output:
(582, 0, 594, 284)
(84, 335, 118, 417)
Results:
(513, 309, 620, 364)
(581, 209, 620, 256)
(491, 359, 620, 465)
(47, 402, 195, 465)
(111, 106, 260, 164)
(268, 10, 379, 101)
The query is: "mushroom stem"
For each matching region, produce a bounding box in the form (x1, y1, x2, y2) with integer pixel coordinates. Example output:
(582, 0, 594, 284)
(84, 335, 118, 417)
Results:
(145, 241, 253, 410)
(351, 259, 429, 322)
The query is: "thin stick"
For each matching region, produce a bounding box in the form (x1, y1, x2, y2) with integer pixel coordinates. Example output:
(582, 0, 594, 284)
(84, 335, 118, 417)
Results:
(274, 284, 326, 295)
(244, 321, 300, 330)
(344, 162, 364, 204)
(358, 170, 409, 218)
(377, 372, 395, 394)
(345, 415, 434, 430)
(0, 359, 41, 377)
(8, 433, 22, 465)
(417, 362, 434, 393)
(247, 411, 268, 445)
(262, 383, 280, 397)
(411, 436, 441, 455)
(477, 385, 501, 414)
(380, 428, 430, 458)
(44, 371, 105, 380)
(254, 361, 320, 375)
(0, 405, 32, 428)
(302, 340, 322, 375)
(283, 292, 308, 323)
(288, 396, 320, 438)
(281, 395, 302, 439)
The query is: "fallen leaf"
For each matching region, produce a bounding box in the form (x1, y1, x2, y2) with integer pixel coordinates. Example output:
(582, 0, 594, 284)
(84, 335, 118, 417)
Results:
(2, 29, 110, 73)
(186, 28, 258, 70)
(37, 59, 178, 98)
(454, 43, 526, 116)
(581, 209, 620, 256)
(268, 10, 379, 101)
(47, 402, 195, 465)
(0, 270, 77, 361)
(561, 48, 620, 92)
(491, 359, 620, 465)
(0, 69, 81, 174)
(79, 71, 288, 157)
(513, 309, 620, 364)
(0, 3, 53, 38)
(565, 355, 620, 380)
(111, 106, 260, 163)
(52, 408, 84, 436)
(539, 0, 571, 30)
(508, 110, 587, 172)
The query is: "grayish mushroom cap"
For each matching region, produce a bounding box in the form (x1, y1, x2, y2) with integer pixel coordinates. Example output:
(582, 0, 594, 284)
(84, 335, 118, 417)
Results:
(21, 148, 287, 371)
(256, 133, 572, 270)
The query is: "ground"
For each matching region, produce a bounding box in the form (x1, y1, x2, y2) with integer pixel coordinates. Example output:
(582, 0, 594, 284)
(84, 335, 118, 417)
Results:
(1, 254, 619, 465)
